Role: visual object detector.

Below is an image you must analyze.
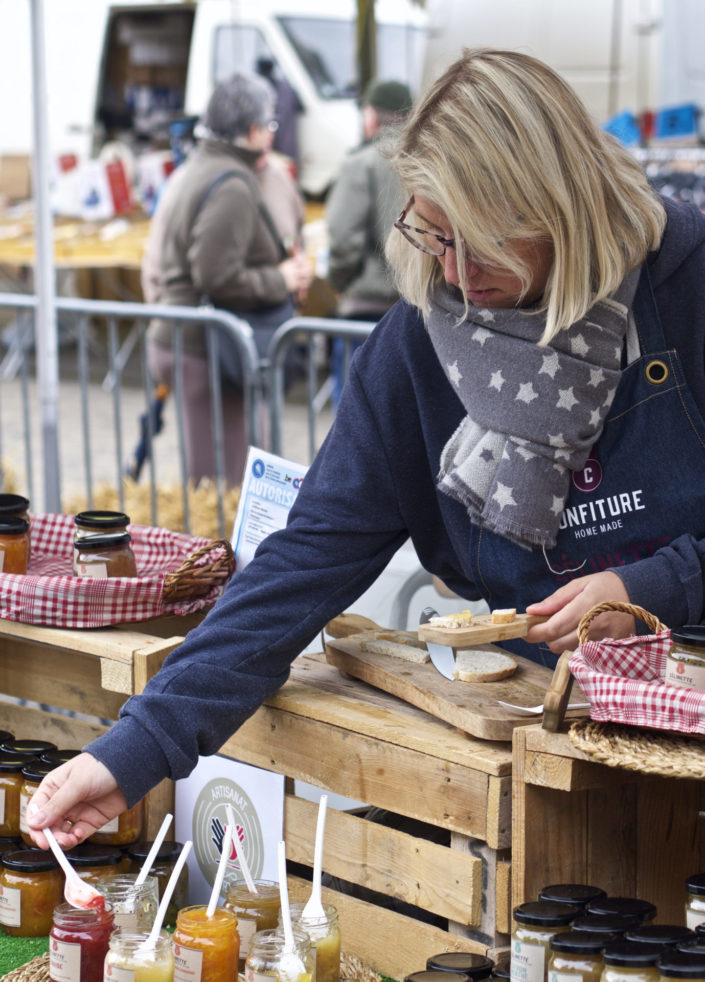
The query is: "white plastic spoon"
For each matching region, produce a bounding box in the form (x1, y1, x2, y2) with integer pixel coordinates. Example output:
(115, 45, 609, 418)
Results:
(225, 803, 258, 895)
(206, 822, 233, 918)
(301, 794, 327, 922)
(277, 840, 307, 982)
(134, 812, 173, 888)
(141, 840, 193, 951)
(497, 699, 590, 714)
(44, 825, 105, 909)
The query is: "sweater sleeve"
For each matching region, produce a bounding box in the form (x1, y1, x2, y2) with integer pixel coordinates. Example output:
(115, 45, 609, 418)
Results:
(83, 361, 409, 805)
(326, 154, 371, 294)
(611, 533, 705, 628)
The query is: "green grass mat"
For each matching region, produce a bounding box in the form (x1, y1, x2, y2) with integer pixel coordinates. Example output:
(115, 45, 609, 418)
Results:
(0, 932, 49, 977)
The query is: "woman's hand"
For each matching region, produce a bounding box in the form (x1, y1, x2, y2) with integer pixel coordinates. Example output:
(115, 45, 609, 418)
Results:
(25, 752, 127, 850)
(279, 252, 313, 296)
(525, 570, 634, 653)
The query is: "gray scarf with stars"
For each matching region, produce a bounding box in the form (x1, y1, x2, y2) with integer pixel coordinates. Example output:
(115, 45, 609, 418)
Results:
(427, 270, 640, 550)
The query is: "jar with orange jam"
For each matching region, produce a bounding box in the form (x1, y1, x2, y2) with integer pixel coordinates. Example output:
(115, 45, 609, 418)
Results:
(74, 531, 137, 578)
(89, 797, 144, 846)
(0, 753, 35, 837)
(50, 901, 114, 981)
(19, 759, 59, 846)
(224, 878, 280, 968)
(174, 905, 240, 982)
(0, 516, 30, 573)
(0, 847, 63, 936)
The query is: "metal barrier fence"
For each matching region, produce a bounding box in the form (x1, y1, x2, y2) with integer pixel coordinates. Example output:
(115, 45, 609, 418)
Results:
(0, 294, 375, 536)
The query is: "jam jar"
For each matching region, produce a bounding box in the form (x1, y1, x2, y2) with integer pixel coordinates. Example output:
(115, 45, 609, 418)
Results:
(244, 927, 314, 982)
(74, 510, 130, 538)
(0, 516, 30, 573)
(548, 930, 613, 982)
(666, 628, 705, 691)
(104, 928, 175, 982)
(89, 798, 143, 846)
(0, 729, 14, 745)
(512, 901, 581, 982)
(407, 973, 469, 982)
(174, 904, 240, 982)
(587, 899, 657, 924)
(19, 758, 60, 845)
(41, 748, 81, 766)
(126, 840, 189, 928)
(601, 942, 662, 982)
(0, 494, 30, 522)
(74, 531, 137, 578)
(64, 843, 122, 886)
(626, 926, 696, 948)
(687, 876, 705, 930)
(540, 885, 608, 910)
(0, 835, 22, 859)
(573, 916, 647, 939)
(224, 878, 280, 966)
(0, 847, 63, 936)
(50, 901, 114, 981)
(2, 737, 57, 757)
(95, 872, 159, 931)
(658, 950, 705, 982)
(285, 901, 341, 982)
(0, 752, 35, 837)
(427, 953, 494, 979)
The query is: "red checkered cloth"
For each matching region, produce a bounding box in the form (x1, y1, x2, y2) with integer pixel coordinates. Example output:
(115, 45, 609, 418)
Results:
(570, 630, 705, 735)
(0, 513, 227, 628)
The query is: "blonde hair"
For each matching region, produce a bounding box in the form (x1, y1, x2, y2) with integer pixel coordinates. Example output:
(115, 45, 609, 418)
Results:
(386, 48, 666, 343)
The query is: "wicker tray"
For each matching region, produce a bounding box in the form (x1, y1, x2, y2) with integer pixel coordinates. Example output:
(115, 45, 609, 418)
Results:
(568, 717, 705, 778)
(0, 513, 236, 628)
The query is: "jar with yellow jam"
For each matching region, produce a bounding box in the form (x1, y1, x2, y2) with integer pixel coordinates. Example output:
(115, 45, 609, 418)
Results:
(686, 877, 705, 930)
(245, 927, 314, 982)
(512, 902, 581, 982)
(587, 900, 657, 925)
(50, 901, 114, 981)
(626, 926, 696, 949)
(174, 904, 240, 982)
(74, 531, 138, 578)
(0, 753, 35, 837)
(19, 759, 59, 846)
(601, 942, 661, 982)
(0, 847, 63, 936)
(89, 797, 143, 846)
(285, 901, 341, 982)
(65, 843, 123, 886)
(541, 886, 608, 911)
(104, 928, 175, 981)
(666, 628, 705, 691)
(549, 930, 614, 982)
(427, 952, 494, 979)
(0, 516, 30, 573)
(659, 950, 705, 982)
(96, 872, 159, 931)
(127, 840, 190, 928)
(224, 878, 280, 968)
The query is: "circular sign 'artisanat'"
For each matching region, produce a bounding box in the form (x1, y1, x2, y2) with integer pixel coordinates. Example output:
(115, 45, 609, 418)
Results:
(192, 777, 265, 888)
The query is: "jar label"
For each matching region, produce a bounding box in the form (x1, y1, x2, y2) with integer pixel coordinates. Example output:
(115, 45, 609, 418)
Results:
(105, 965, 135, 981)
(0, 551, 4, 572)
(511, 941, 545, 982)
(97, 815, 120, 834)
(549, 972, 583, 982)
(50, 937, 82, 980)
(687, 907, 705, 929)
(665, 654, 705, 691)
(75, 561, 109, 578)
(0, 787, 4, 823)
(174, 943, 204, 981)
(0, 883, 21, 927)
(19, 789, 32, 833)
(238, 916, 257, 956)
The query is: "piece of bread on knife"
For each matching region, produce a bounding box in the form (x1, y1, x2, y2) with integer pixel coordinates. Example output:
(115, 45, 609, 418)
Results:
(359, 633, 430, 663)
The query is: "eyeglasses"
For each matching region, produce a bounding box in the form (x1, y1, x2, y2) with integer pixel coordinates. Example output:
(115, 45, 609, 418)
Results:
(394, 196, 472, 258)
(266, 120, 279, 133)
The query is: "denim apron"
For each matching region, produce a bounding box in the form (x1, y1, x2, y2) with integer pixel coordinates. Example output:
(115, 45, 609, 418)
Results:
(469, 265, 705, 667)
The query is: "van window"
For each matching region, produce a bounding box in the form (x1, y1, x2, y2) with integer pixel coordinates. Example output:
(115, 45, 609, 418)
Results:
(212, 25, 277, 82)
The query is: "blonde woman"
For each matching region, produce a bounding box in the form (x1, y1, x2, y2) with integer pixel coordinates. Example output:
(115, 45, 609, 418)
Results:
(27, 50, 705, 848)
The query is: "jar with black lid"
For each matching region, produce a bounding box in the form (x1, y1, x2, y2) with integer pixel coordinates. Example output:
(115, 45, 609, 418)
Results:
(625, 926, 696, 948)
(601, 941, 662, 982)
(658, 949, 705, 981)
(686, 876, 705, 930)
(74, 531, 137, 578)
(2, 738, 57, 757)
(0, 847, 63, 936)
(65, 842, 123, 885)
(540, 884, 608, 909)
(0, 835, 22, 858)
(512, 901, 581, 982)
(587, 899, 657, 924)
(40, 748, 81, 765)
(666, 628, 705, 691)
(0, 494, 30, 520)
(0, 516, 30, 573)
(0, 753, 36, 837)
(406, 972, 470, 982)
(549, 930, 615, 982)
(126, 838, 189, 926)
(19, 759, 59, 846)
(0, 729, 14, 745)
(427, 953, 494, 979)
(490, 956, 510, 982)
(74, 509, 130, 537)
(575, 915, 644, 937)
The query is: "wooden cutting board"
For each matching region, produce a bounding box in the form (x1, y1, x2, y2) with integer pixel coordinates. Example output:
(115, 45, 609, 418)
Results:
(323, 628, 564, 742)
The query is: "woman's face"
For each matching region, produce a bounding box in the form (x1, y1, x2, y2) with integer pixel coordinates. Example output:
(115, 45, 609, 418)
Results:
(412, 195, 553, 309)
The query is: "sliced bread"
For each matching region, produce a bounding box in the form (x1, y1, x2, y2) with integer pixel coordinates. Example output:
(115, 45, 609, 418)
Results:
(453, 645, 517, 682)
(359, 637, 430, 663)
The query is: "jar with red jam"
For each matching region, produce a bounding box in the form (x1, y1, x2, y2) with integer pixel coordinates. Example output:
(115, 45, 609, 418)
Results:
(0, 516, 30, 573)
(19, 758, 60, 846)
(0, 847, 63, 936)
(88, 798, 144, 846)
(49, 901, 114, 981)
(0, 752, 35, 837)
(74, 531, 137, 578)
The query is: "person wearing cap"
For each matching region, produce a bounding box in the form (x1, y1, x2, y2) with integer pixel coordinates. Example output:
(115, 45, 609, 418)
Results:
(325, 79, 413, 404)
(142, 69, 312, 486)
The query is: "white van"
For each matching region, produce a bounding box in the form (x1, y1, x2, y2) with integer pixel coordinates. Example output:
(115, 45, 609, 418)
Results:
(0, 0, 426, 198)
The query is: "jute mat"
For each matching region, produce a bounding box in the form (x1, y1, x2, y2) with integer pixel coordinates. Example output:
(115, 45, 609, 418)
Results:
(2, 950, 384, 982)
(568, 718, 705, 779)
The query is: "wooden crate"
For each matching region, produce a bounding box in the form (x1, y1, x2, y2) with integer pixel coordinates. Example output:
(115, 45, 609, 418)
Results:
(512, 724, 705, 922)
(221, 653, 514, 980)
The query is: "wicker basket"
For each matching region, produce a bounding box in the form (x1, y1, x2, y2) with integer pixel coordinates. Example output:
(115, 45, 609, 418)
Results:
(162, 538, 235, 603)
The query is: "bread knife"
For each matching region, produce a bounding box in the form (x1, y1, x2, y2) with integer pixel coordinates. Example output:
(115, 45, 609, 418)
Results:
(419, 606, 456, 681)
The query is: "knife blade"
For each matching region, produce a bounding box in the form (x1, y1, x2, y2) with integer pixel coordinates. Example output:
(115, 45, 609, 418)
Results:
(420, 606, 456, 681)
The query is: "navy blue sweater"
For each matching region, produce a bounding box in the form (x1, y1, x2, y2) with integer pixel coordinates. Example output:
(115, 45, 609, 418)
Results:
(88, 197, 705, 806)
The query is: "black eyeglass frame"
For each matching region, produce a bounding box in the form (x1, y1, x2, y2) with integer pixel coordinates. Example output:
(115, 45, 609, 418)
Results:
(394, 195, 467, 257)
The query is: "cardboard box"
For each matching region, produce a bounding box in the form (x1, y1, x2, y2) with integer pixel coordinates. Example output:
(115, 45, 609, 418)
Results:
(0, 154, 32, 201)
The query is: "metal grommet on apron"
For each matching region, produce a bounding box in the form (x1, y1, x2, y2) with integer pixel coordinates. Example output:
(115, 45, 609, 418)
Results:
(645, 359, 669, 384)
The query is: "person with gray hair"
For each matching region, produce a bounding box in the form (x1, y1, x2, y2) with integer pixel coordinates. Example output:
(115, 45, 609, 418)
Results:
(142, 69, 312, 486)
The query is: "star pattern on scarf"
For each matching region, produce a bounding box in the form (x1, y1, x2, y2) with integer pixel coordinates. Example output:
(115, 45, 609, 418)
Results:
(480, 447, 495, 462)
(477, 309, 495, 322)
(489, 370, 505, 391)
(557, 387, 578, 410)
(447, 361, 462, 386)
(589, 407, 602, 427)
(570, 333, 590, 357)
(550, 494, 564, 515)
(472, 327, 492, 345)
(548, 432, 568, 447)
(588, 367, 606, 387)
(492, 482, 517, 510)
(539, 352, 560, 379)
(516, 382, 538, 404)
